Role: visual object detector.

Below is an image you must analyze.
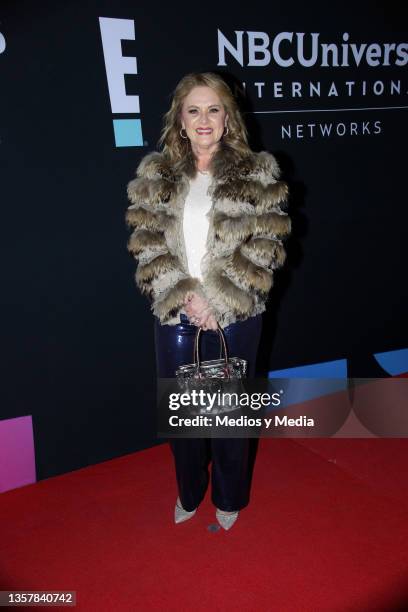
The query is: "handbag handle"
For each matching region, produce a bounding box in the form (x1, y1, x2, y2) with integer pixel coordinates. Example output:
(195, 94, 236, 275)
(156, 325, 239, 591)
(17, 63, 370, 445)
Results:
(193, 323, 230, 377)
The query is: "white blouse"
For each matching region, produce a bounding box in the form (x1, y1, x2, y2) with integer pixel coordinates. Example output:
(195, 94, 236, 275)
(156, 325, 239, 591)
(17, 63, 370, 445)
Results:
(182, 171, 213, 281)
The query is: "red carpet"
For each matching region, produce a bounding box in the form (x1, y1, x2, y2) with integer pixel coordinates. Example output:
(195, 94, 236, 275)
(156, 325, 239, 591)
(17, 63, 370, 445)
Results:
(1, 439, 408, 611)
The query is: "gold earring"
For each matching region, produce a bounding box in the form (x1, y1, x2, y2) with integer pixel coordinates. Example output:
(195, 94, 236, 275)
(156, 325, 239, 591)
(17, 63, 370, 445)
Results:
(180, 127, 188, 139)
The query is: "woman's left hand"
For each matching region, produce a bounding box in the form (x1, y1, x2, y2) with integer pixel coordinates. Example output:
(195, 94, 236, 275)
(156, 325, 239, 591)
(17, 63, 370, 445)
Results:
(201, 312, 218, 331)
(184, 292, 217, 329)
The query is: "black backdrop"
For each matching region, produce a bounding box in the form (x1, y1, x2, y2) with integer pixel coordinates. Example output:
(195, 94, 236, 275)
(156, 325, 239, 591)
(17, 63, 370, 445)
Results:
(1, 0, 407, 480)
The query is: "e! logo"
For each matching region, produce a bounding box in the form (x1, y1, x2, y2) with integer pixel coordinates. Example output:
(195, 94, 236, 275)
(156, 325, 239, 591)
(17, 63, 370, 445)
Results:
(99, 17, 144, 147)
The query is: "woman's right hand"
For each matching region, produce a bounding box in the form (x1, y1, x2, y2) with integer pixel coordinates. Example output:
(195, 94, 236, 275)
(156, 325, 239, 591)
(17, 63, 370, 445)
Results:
(184, 292, 218, 330)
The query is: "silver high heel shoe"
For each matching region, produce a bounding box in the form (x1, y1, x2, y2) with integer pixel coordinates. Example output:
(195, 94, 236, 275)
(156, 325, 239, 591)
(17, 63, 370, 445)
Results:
(216, 508, 239, 530)
(174, 497, 197, 524)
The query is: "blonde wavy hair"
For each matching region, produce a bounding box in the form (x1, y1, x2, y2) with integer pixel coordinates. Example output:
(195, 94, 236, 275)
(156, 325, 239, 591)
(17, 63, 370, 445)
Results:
(157, 72, 252, 163)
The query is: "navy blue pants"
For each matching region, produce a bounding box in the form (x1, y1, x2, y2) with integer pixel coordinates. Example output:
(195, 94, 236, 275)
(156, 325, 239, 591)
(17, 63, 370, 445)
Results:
(154, 312, 262, 512)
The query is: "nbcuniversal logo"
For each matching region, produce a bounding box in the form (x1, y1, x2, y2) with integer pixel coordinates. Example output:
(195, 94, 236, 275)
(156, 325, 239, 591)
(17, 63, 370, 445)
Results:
(99, 17, 144, 148)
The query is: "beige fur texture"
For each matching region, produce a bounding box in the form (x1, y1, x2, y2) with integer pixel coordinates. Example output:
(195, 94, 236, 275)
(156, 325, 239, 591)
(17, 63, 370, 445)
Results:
(125, 141, 291, 327)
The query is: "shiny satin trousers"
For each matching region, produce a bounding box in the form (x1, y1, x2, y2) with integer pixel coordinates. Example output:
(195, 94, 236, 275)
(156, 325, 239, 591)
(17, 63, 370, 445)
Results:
(154, 312, 262, 512)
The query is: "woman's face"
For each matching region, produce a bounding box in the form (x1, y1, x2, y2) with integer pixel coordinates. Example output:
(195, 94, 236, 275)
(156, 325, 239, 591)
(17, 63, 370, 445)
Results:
(180, 86, 229, 155)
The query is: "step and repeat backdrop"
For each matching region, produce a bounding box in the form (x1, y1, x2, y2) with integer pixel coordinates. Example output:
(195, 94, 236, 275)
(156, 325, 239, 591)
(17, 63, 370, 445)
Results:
(1, 0, 407, 487)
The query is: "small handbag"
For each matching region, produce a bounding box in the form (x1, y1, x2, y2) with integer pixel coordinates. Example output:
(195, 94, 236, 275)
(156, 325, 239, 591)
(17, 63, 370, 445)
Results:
(175, 324, 247, 416)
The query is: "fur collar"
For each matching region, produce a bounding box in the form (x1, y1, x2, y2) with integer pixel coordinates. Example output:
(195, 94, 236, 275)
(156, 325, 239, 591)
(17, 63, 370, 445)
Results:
(135, 141, 281, 184)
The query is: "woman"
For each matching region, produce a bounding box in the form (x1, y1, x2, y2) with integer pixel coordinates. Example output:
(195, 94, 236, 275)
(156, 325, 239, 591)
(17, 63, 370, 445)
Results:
(125, 72, 291, 530)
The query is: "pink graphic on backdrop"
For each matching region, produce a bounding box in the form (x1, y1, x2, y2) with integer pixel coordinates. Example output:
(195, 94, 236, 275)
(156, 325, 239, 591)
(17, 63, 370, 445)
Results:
(0, 416, 36, 493)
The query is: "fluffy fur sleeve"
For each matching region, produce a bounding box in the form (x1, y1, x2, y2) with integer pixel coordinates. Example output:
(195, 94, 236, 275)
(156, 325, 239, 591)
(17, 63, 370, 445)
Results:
(240, 153, 291, 272)
(125, 180, 170, 303)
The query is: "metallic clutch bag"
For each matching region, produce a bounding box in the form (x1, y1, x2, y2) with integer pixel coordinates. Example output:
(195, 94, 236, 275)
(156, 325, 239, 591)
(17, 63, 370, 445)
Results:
(175, 324, 247, 416)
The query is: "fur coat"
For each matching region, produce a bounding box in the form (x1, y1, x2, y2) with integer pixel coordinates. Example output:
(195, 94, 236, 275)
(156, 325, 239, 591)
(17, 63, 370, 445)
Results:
(125, 141, 291, 328)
